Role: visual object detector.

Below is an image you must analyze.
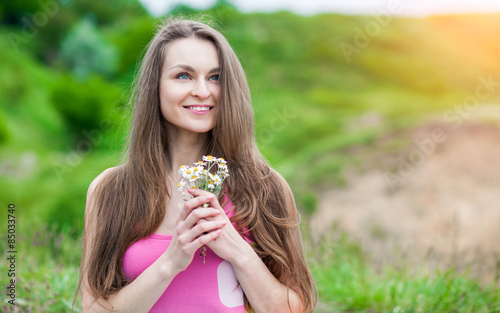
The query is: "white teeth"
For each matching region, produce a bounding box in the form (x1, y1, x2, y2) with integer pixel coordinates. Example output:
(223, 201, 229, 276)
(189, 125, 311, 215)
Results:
(187, 106, 210, 111)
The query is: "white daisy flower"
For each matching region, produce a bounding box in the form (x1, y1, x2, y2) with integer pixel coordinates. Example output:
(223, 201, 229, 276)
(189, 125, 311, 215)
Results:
(218, 157, 227, 164)
(182, 168, 194, 180)
(194, 160, 206, 167)
(189, 174, 199, 182)
(192, 166, 203, 175)
(202, 155, 215, 162)
(213, 174, 222, 186)
(177, 180, 186, 191)
(178, 165, 187, 176)
(218, 168, 229, 178)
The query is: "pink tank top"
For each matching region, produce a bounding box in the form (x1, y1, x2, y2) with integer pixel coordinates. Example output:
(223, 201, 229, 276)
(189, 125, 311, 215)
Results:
(122, 199, 252, 312)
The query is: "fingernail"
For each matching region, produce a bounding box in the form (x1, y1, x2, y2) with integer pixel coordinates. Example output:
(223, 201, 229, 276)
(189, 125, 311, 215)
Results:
(206, 195, 213, 200)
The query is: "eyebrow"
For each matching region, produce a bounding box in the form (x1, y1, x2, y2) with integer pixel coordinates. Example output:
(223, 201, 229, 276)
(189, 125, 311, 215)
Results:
(169, 64, 220, 74)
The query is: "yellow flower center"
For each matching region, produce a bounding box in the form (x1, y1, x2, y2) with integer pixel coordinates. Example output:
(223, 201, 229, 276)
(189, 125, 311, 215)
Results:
(186, 170, 192, 174)
(191, 176, 197, 180)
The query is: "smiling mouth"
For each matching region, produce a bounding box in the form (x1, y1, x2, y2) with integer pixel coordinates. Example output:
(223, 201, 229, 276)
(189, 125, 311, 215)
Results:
(183, 105, 214, 113)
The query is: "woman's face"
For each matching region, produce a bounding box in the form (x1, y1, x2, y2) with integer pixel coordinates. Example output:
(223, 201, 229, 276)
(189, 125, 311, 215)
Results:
(159, 38, 221, 135)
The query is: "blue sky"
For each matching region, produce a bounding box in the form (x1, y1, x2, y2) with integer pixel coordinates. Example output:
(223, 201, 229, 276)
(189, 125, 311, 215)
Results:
(140, 0, 500, 17)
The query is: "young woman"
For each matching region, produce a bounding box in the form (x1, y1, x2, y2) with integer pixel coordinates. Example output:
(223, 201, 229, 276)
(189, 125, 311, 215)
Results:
(78, 18, 317, 313)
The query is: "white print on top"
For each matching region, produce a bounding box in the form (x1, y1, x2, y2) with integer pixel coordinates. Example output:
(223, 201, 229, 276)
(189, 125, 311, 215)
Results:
(217, 260, 244, 307)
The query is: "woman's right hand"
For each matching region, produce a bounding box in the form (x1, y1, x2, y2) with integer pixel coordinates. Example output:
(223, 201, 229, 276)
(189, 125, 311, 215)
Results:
(162, 194, 226, 274)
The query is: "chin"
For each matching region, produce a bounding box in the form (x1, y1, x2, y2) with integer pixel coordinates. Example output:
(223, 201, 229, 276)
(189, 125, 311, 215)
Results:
(164, 119, 214, 134)
(186, 124, 214, 134)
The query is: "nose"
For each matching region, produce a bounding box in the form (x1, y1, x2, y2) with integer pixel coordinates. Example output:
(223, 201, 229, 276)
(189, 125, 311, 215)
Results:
(191, 79, 210, 99)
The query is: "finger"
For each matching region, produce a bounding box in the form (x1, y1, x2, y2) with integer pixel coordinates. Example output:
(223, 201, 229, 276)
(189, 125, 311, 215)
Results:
(195, 218, 208, 226)
(193, 220, 227, 237)
(187, 188, 212, 197)
(194, 215, 224, 227)
(188, 189, 225, 213)
(192, 228, 222, 249)
(176, 207, 219, 235)
(179, 228, 222, 256)
(183, 207, 221, 229)
(178, 194, 214, 222)
(181, 220, 226, 246)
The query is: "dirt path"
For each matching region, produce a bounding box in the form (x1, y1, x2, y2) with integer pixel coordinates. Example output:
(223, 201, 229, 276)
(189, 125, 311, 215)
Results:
(310, 117, 500, 284)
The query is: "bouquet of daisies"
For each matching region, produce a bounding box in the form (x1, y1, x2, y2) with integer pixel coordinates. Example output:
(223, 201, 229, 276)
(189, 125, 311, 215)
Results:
(178, 155, 229, 196)
(178, 155, 229, 262)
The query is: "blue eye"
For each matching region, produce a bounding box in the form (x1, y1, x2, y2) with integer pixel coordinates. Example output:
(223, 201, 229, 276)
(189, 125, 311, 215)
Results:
(209, 74, 219, 81)
(176, 73, 190, 80)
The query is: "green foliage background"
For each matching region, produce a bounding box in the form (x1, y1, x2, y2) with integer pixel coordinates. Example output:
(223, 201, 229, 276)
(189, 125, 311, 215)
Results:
(1, 0, 499, 311)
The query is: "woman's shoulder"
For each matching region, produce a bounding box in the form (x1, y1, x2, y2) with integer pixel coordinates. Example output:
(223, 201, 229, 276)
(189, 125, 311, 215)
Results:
(88, 166, 120, 193)
(268, 168, 298, 213)
(86, 165, 123, 208)
(268, 168, 292, 192)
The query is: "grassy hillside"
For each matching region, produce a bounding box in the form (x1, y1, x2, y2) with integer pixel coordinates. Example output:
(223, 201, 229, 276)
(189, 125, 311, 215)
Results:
(1, 2, 500, 311)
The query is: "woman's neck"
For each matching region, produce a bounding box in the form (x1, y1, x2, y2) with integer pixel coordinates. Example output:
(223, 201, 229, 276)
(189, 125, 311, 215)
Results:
(166, 126, 208, 175)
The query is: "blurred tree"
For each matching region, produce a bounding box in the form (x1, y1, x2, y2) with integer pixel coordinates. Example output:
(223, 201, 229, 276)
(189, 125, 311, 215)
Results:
(2, 0, 148, 65)
(209, 0, 237, 13)
(47, 180, 87, 238)
(1, 0, 148, 26)
(0, 0, 44, 26)
(206, 0, 238, 24)
(168, 0, 236, 17)
(169, 3, 200, 16)
(72, 0, 149, 26)
(109, 16, 156, 80)
(60, 17, 119, 79)
(50, 74, 122, 141)
(0, 113, 9, 144)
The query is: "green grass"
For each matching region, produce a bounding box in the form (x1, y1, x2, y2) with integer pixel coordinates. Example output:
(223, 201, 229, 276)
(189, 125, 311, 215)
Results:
(307, 227, 500, 313)
(0, 223, 82, 312)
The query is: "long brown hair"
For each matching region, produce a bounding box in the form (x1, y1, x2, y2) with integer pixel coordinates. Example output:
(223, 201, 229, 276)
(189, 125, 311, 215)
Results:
(78, 17, 317, 312)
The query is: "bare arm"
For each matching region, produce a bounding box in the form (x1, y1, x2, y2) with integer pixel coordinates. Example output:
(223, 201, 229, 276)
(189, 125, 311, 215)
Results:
(189, 174, 306, 313)
(82, 254, 176, 312)
(230, 174, 305, 313)
(231, 244, 304, 313)
(81, 169, 225, 312)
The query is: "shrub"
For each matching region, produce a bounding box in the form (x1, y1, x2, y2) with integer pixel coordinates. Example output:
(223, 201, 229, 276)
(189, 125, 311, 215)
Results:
(60, 18, 119, 79)
(0, 113, 9, 144)
(51, 74, 122, 141)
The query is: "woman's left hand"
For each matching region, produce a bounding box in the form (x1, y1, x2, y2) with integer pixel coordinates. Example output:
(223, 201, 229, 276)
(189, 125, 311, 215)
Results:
(187, 189, 251, 264)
